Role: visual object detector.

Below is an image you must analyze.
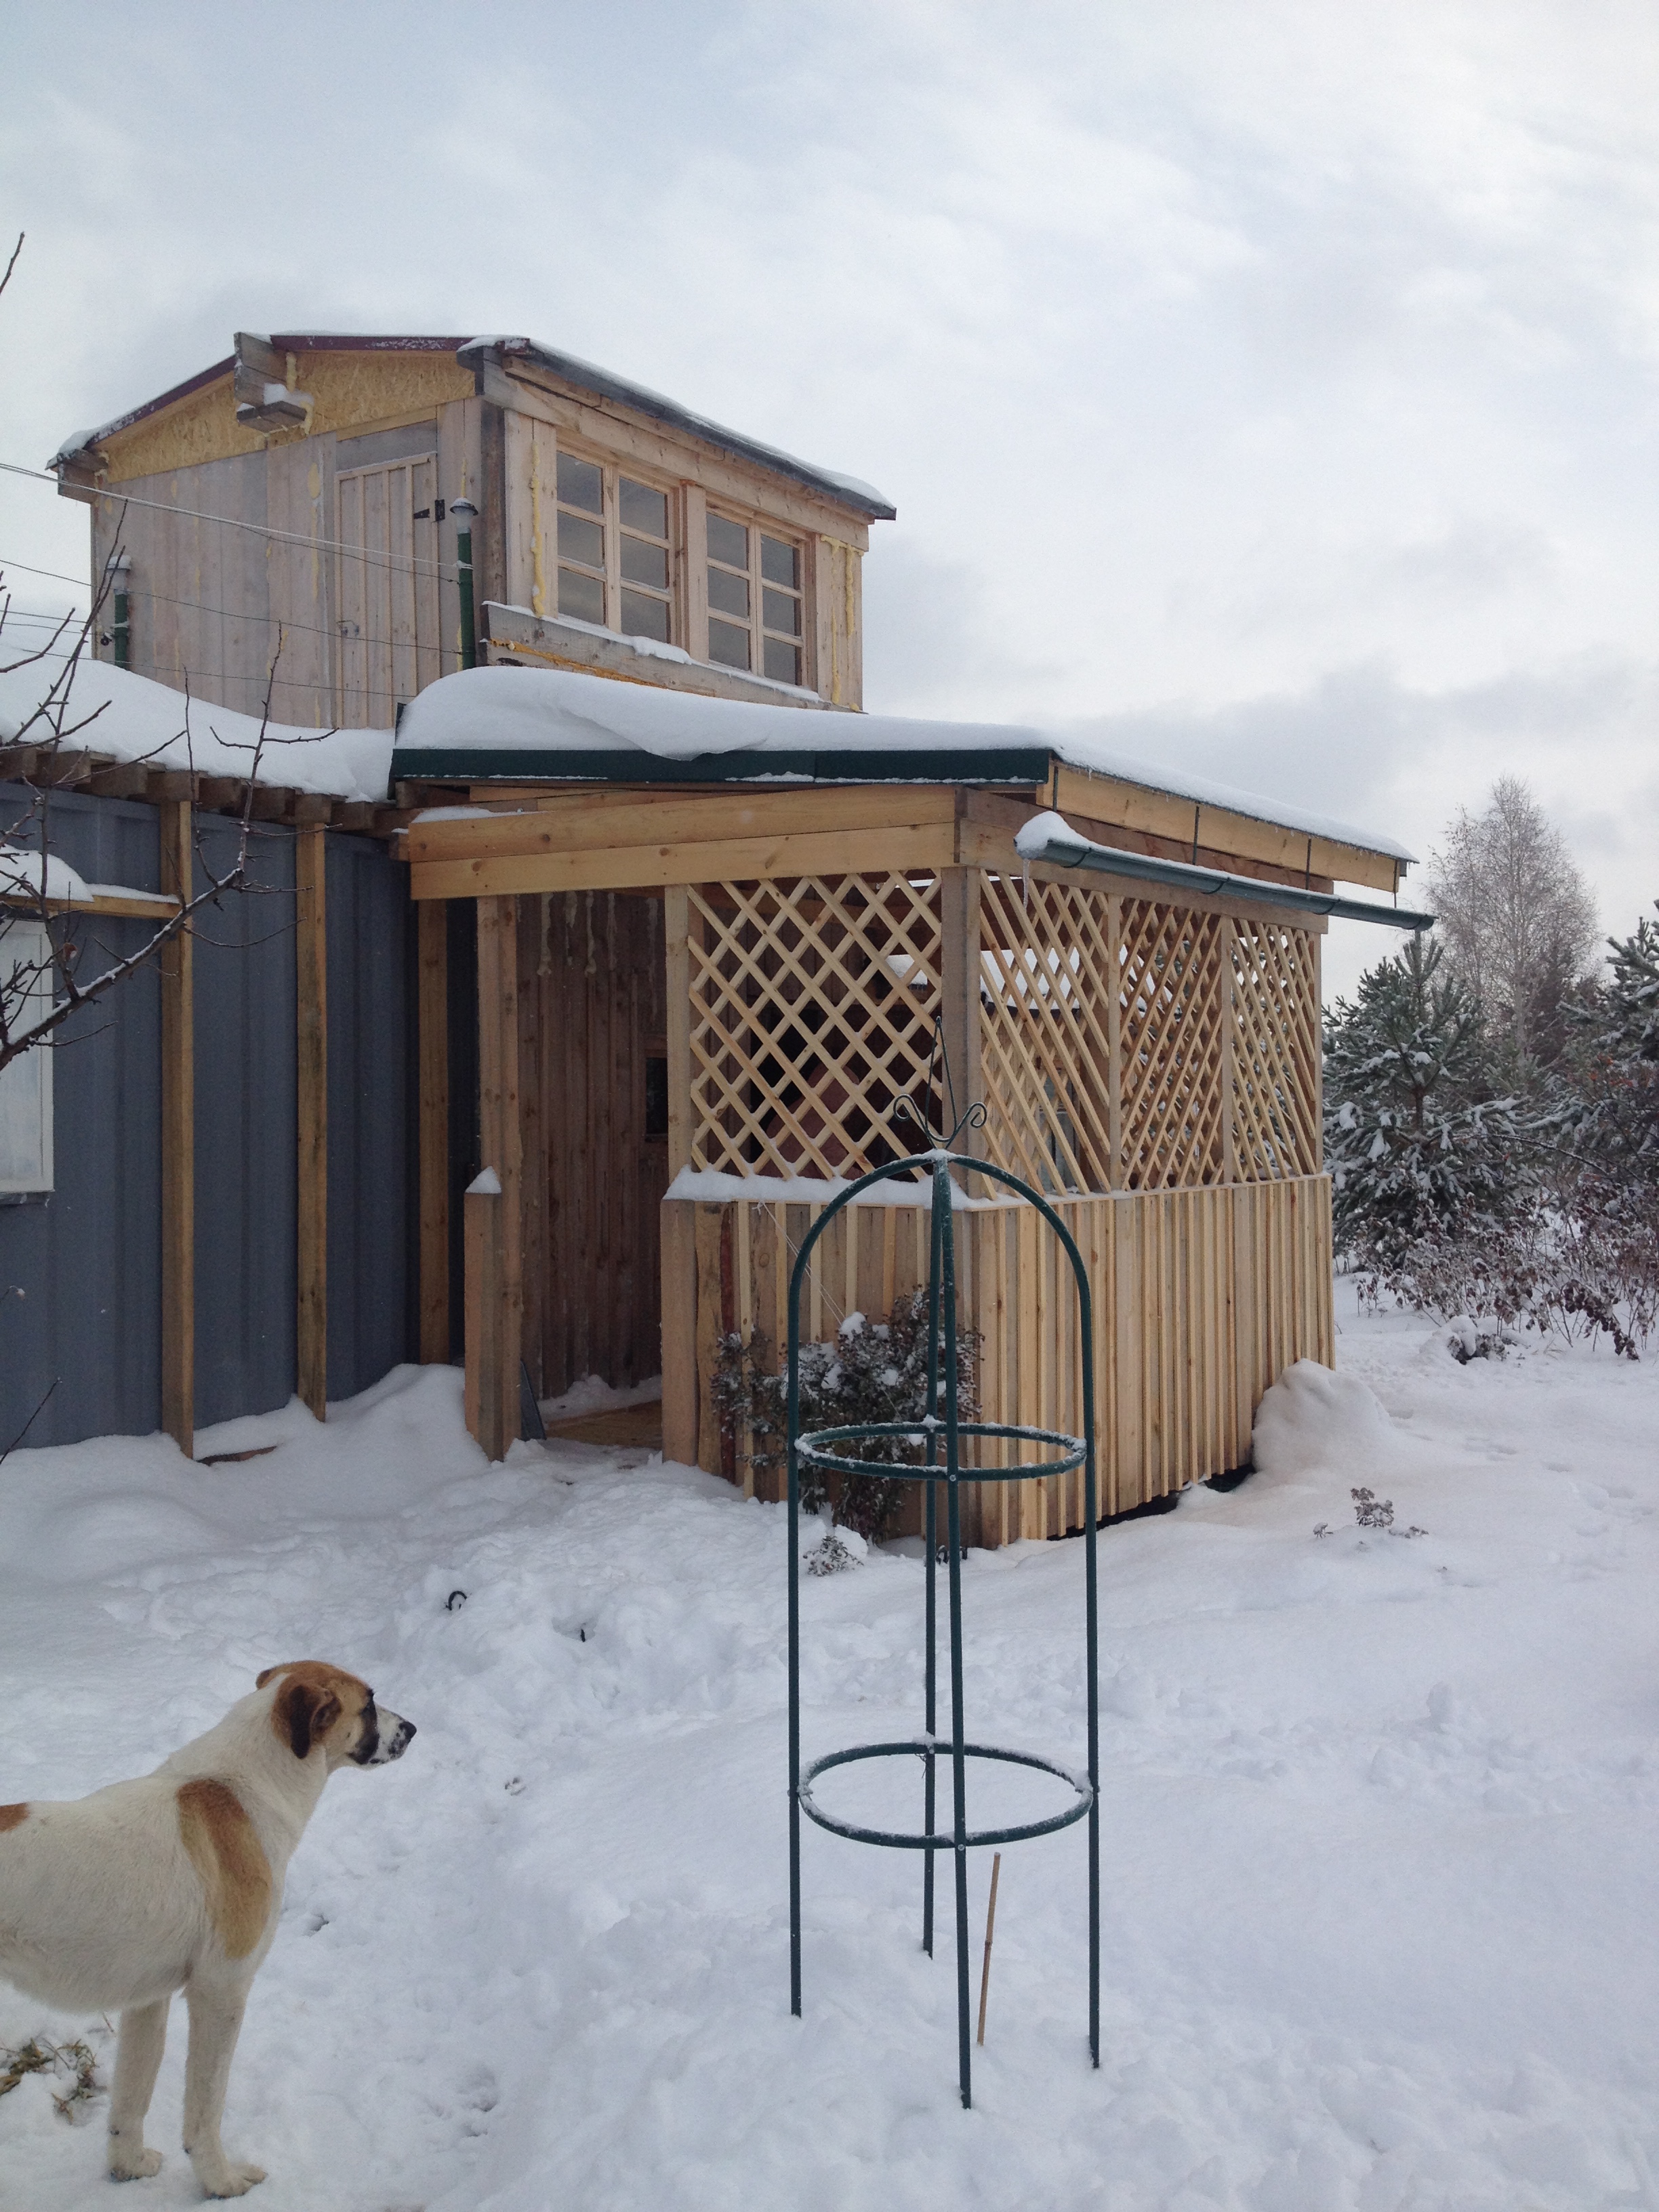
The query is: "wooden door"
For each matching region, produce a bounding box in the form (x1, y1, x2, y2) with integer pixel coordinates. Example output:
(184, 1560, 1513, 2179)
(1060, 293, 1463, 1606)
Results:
(335, 454, 441, 729)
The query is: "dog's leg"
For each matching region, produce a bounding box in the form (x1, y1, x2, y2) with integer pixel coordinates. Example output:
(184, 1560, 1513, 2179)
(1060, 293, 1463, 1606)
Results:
(180, 1974, 266, 2198)
(107, 1998, 169, 2181)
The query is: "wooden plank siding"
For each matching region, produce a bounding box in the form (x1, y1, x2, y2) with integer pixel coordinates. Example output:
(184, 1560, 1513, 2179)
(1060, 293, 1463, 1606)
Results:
(516, 888, 670, 1401)
(662, 1176, 1334, 1539)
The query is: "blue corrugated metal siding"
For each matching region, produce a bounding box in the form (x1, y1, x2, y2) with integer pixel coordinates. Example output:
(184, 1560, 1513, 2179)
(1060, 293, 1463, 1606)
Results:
(0, 791, 417, 1452)
(191, 819, 299, 1429)
(325, 834, 412, 1401)
(0, 790, 163, 1449)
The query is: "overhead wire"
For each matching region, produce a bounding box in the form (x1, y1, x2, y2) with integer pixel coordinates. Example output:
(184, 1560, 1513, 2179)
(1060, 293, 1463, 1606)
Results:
(1, 568, 448, 665)
(1, 459, 462, 583)
(5, 638, 417, 709)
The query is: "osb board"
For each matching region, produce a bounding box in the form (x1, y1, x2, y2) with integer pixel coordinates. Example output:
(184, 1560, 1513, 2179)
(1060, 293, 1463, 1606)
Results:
(100, 351, 474, 483)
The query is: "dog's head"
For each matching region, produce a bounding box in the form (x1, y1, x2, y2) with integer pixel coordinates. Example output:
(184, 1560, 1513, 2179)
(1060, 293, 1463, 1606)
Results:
(255, 1662, 416, 1771)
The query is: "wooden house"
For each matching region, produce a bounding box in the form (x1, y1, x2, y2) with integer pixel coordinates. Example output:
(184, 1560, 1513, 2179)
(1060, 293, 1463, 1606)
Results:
(20, 330, 1425, 1536)
(389, 670, 1422, 1541)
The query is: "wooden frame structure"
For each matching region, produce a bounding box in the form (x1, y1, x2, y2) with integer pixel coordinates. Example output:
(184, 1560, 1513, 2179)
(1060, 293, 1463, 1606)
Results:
(401, 763, 1392, 1538)
(44, 327, 1416, 1511)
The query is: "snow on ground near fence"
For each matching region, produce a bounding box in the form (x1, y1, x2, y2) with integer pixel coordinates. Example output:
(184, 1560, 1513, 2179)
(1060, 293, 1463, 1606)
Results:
(2, 1290, 1658, 2210)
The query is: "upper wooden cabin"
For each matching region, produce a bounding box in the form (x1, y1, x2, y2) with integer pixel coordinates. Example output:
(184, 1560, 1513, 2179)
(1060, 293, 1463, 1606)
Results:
(52, 331, 893, 731)
(390, 667, 1421, 1544)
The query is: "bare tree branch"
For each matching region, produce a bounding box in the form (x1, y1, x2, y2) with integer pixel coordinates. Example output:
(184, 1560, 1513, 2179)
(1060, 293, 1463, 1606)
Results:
(0, 632, 302, 1076)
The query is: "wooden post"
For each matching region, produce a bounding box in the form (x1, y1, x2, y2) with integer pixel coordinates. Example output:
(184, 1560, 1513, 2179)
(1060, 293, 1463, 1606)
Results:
(464, 1173, 506, 1456)
(159, 799, 194, 1457)
(472, 896, 522, 1456)
(939, 865, 983, 1151)
(1105, 895, 1121, 1189)
(1311, 931, 1324, 1170)
(1221, 916, 1237, 1186)
(417, 899, 450, 1362)
(295, 825, 328, 1419)
(660, 883, 699, 1465)
(663, 885, 691, 1177)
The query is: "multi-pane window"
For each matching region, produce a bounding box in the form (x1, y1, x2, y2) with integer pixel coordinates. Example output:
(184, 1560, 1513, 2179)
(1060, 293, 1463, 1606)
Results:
(706, 513, 804, 685)
(555, 454, 674, 644)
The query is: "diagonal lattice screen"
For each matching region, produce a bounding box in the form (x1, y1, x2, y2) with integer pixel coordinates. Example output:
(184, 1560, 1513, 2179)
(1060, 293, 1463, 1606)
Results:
(978, 874, 1115, 1194)
(1118, 901, 1228, 1190)
(979, 880, 1231, 1194)
(687, 876, 943, 1179)
(1230, 916, 1320, 1178)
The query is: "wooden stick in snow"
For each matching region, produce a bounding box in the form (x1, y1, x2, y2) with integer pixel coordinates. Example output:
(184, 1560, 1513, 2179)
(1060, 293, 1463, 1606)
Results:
(976, 1851, 1002, 2047)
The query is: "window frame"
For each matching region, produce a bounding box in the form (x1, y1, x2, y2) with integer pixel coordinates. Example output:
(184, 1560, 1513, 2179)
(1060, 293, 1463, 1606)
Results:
(0, 920, 55, 1195)
(553, 447, 678, 647)
(704, 506, 808, 688)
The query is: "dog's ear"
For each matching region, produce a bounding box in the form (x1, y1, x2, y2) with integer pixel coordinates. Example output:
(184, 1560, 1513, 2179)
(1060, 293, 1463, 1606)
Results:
(280, 1679, 342, 1759)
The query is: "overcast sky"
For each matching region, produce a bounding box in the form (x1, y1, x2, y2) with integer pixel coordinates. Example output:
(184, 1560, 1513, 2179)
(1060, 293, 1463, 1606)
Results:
(3, 0, 1654, 996)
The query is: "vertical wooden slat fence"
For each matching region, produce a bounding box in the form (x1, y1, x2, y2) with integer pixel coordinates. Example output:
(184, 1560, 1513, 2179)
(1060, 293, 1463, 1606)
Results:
(666, 1174, 1332, 1540)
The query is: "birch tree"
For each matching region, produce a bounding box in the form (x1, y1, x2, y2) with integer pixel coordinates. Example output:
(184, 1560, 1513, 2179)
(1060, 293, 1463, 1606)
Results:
(1425, 777, 1599, 1069)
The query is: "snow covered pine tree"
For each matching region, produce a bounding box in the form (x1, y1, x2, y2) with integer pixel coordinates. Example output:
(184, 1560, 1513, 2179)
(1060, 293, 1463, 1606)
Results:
(1554, 901, 1659, 1214)
(1323, 933, 1522, 1267)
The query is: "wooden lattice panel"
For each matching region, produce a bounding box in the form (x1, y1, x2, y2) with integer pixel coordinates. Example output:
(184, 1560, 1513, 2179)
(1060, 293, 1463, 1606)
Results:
(1118, 901, 1227, 1189)
(978, 874, 1115, 1194)
(1229, 917, 1320, 1179)
(687, 876, 943, 1179)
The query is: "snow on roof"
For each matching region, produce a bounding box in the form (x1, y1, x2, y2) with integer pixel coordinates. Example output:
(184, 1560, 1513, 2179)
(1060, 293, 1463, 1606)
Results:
(392, 665, 1415, 863)
(0, 661, 393, 804)
(51, 333, 896, 523)
(460, 339, 895, 518)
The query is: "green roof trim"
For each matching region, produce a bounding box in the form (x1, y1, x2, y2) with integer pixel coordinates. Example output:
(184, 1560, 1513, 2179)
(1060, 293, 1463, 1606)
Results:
(390, 746, 1054, 789)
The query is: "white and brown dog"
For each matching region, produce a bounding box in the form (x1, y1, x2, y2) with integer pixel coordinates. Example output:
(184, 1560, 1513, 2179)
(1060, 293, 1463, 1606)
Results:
(0, 1661, 413, 2197)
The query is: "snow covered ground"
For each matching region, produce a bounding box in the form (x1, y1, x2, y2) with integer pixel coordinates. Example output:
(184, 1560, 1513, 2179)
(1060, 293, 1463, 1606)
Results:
(3, 1286, 1657, 2211)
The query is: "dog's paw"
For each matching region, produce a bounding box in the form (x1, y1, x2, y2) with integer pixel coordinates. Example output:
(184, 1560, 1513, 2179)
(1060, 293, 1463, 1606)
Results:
(108, 2147, 164, 2180)
(202, 2163, 266, 2198)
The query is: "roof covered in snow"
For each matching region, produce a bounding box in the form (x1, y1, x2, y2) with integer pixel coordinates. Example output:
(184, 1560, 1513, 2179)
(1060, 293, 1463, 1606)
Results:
(0, 660, 393, 804)
(392, 665, 1415, 863)
(50, 333, 895, 523)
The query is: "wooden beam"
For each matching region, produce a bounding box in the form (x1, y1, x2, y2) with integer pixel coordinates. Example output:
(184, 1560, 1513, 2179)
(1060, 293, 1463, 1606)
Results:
(295, 825, 328, 1420)
(417, 899, 450, 1364)
(939, 862, 983, 1151)
(411, 821, 958, 902)
(473, 896, 523, 1456)
(1, 892, 182, 921)
(1049, 762, 1401, 895)
(406, 784, 957, 867)
(485, 361, 874, 545)
(481, 600, 835, 711)
(159, 800, 194, 1458)
(464, 1179, 505, 1458)
(660, 1200, 697, 1467)
(664, 885, 691, 1179)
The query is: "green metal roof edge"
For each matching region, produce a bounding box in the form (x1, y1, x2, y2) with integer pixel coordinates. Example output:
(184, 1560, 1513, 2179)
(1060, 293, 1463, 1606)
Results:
(390, 746, 1054, 789)
(1031, 830, 1435, 930)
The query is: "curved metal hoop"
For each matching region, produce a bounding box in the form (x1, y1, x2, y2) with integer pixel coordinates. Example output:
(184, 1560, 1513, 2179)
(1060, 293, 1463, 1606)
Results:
(800, 1739, 1093, 1851)
(798, 1418, 1086, 1486)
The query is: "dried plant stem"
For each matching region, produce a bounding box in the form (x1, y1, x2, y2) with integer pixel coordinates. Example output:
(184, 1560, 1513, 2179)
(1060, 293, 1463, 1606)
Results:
(976, 1851, 1002, 2047)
